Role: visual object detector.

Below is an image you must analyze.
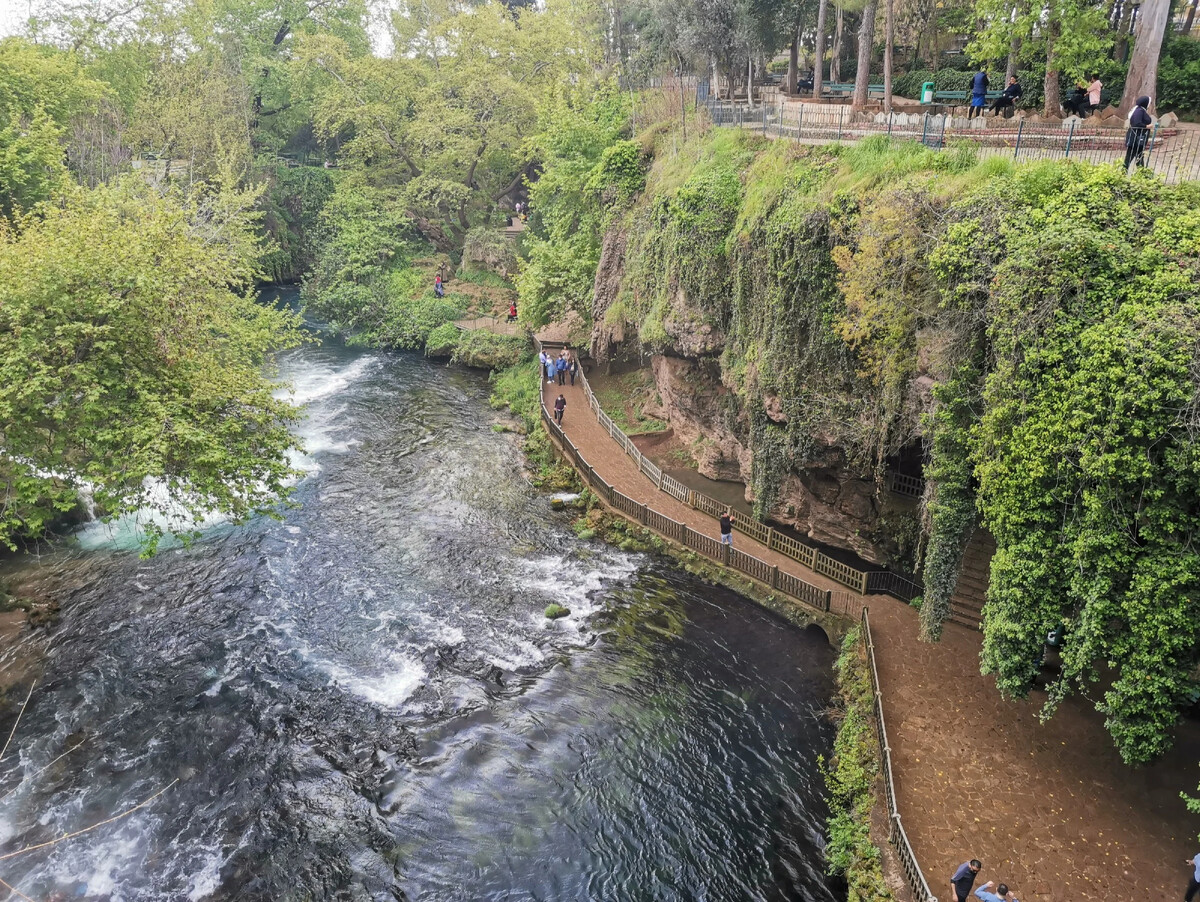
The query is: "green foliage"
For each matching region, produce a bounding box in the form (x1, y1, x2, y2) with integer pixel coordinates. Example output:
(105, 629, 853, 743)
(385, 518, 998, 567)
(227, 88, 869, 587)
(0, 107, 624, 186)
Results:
(451, 330, 528, 370)
(258, 163, 336, 283)
(517, 80, 631, 329)
(892, 68, 1045, 110)
(424, 322, 462, 357)
(544, 603, 571, 619)
(489, 355, 554, 469)
(0, 38, 105, 215)
(0, 179, 304, 551)
(1158, 36, 1200, 116)
(824, 626, 895, 902)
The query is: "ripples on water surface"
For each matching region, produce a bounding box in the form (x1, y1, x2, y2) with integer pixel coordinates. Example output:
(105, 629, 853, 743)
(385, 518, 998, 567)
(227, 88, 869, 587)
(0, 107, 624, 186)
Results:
(0, 296, 838, 901)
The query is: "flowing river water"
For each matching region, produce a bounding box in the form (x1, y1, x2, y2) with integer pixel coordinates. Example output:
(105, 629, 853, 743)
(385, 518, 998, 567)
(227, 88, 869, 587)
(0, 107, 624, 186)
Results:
(0, 291, 839, 901)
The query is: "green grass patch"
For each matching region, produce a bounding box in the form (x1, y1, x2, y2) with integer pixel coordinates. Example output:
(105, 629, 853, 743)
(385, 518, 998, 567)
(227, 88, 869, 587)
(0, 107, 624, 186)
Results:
(823, 626, 895, 902)
(592, 369, 667, 435)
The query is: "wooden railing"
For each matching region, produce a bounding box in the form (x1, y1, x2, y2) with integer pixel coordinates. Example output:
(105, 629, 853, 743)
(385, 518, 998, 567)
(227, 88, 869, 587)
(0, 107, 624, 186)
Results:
(539, 400, 847, 616)
(862, 608, 938, 902)
(535, 341, 917, 601)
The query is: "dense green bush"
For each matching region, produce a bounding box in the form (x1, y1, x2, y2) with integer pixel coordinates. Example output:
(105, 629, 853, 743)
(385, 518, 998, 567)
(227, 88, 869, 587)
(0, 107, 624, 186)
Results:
(1158, 36, 1200, 115)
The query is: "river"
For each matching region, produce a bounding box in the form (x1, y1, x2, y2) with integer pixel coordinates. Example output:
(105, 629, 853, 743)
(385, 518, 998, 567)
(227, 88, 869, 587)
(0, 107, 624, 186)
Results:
(0, 291, 839, 901)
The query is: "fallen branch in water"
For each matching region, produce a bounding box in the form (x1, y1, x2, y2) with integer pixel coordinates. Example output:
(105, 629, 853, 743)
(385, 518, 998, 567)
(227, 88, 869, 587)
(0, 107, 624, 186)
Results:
(0, 778, 179, 863)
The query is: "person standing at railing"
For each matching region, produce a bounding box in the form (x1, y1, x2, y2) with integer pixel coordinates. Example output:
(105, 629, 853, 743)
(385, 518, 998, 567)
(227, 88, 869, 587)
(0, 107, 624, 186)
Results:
(568, 354, 578, 386)
(1087, 74, 1103, 114)
(950, 859, 983, 902)
(553, 393, 567, 425)
(1124, 96, 1154, 171)
(719, 509, 734, 547)
(555, 353, 567, 385)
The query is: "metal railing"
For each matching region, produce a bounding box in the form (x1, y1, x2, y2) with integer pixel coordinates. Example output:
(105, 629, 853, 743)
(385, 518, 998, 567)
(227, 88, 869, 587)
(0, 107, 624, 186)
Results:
(862, 608, 938, 902)
(535, 339, 918, 601)
(696, 86, 1200, 185)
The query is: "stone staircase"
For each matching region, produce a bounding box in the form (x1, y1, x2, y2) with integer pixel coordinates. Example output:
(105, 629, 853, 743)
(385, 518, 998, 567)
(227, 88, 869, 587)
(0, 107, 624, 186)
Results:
(948, 528, 996, 630)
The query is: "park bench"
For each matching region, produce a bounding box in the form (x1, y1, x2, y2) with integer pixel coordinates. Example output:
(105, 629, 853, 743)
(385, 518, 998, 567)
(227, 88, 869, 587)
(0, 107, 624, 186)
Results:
(931, 88, 1004, 105)
(821, 82, 886, 99)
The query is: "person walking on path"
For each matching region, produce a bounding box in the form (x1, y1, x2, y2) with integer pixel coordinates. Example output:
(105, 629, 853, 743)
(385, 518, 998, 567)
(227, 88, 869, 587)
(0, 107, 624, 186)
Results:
(568, 355, 578, 386)
(968, 68, 989, 119)
(1124, 96, 1153, 171)
(553, 393, 566, 425)
(1185, 850, 1200, 902)
(719, 509, 734, 547)
(950, 860, 982, 902)
(974, 880, 1018, 902)
(555, 354, 567, 385)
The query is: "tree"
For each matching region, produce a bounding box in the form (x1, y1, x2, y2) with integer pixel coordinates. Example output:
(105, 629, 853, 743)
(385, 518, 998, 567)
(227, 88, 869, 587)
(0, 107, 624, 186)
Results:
(851, 0, 878, 110)
(968, 0, 1112, 116)
(1119, 0, 1170, 113)
(0, 38, 105, 216)
(0, 179, 305, 551)
(812, 0, 829, 96)
(882, 0, 894, 112)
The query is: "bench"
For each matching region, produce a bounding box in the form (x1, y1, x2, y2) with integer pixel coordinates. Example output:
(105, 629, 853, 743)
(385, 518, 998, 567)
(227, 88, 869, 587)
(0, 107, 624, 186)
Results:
(931, 89, 1005, 104)
(821, 82, 887, 99)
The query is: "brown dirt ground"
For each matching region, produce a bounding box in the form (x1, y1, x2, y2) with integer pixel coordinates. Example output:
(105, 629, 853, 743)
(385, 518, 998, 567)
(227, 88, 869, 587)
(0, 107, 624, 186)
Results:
(543, 374, 1200, 902)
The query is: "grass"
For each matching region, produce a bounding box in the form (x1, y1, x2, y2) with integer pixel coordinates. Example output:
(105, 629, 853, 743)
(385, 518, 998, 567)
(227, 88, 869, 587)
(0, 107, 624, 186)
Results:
(456, 266, 514, 290)
(592, 369, 668, 435)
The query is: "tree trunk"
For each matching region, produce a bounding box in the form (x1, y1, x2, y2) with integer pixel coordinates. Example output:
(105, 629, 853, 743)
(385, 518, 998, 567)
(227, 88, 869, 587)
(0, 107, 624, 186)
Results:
(1120, 0, 1170, 113)
(1114, 0, 1135, 62)
(883, 0, 894, 112)
(832, 6, 844, 83)
(1004, 4, 1020, 83)
(851, 0, 878, 111)
(814, 0, 829, 97)
(1184, 0, 1197, 35)
(747, 55, 754, 108)
(787, 31, 799, 95)
(677, 53, 687, 139)
(1042, 21, 1062, 117)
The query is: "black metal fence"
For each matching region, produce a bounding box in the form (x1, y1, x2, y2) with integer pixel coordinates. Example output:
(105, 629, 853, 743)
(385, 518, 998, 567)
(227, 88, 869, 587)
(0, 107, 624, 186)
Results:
(697, 89, 1200, 185)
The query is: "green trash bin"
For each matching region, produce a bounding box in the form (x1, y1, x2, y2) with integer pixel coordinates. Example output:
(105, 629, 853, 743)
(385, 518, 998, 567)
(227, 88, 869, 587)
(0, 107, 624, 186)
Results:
(921, 82, 935, 104)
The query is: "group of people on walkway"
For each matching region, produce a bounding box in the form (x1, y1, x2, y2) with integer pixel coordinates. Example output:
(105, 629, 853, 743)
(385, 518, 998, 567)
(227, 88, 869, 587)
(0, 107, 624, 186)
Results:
(539, 348, 578, 387)
(951, 860, 1018, 902)
(955, 850, 1200, 902)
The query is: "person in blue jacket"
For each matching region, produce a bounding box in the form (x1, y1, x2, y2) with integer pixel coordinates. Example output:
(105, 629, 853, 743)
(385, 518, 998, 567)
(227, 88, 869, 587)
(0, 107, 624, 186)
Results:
(968, 68, 989, 119)
(555, 353, 567, 385)
(974, 879, 1018, 902)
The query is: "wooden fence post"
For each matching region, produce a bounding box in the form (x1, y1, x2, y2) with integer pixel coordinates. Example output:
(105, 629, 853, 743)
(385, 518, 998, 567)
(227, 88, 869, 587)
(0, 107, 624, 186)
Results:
(859, 570, 869, 595)
(721, 542, 730, 565)
(825, 590, 832, 612)
(640, 503, 648, 525)
(766, 527, 775, 551)
(771, 565, 779, 589)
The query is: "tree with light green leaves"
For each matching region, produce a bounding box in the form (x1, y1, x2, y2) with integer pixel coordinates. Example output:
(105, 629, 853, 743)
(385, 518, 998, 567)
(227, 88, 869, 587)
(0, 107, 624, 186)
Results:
(967, 0, 1112, 116)
(0, 179, 305, 552)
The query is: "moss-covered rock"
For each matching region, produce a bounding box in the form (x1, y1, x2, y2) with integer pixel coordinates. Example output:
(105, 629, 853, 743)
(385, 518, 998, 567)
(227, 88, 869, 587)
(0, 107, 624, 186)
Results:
(544, 603, 571, 620)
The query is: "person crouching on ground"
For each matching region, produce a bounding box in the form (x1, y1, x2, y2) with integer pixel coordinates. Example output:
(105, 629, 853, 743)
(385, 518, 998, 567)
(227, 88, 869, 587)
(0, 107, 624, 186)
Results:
(719, 509, 734, 547)
(974, 880, 1019, 902)
(553, 393, 566, 424)
(950, 859, 982, 902)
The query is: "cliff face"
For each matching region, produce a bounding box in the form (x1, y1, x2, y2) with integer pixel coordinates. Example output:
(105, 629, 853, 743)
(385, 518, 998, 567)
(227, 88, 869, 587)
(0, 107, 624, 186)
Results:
(590, 202, 914, 568)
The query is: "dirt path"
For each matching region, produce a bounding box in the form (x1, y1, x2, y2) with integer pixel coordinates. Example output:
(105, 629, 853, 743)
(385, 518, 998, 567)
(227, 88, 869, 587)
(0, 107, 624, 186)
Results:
(543, 370, 1200, 902)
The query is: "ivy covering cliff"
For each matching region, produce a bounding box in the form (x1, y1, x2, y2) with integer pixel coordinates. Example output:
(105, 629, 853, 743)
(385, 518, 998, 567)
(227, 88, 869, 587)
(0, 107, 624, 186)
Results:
(521, 109, 1200, 764)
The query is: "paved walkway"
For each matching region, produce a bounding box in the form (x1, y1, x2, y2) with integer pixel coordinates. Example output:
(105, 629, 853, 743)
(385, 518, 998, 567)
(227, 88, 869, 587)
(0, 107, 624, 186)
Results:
(543, 369, 1200, 902)
(540, 375, 845, 597)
